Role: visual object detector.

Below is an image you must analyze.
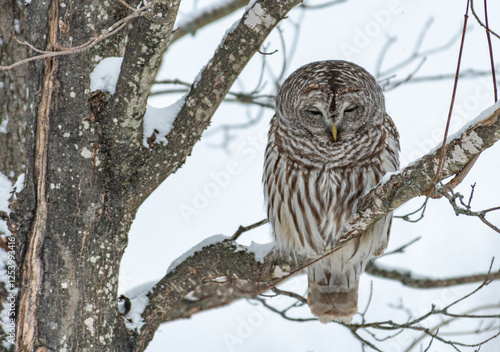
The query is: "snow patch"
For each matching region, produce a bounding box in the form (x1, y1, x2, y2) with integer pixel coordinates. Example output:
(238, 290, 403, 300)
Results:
(0, 172, 23, 236)
(430, 100, 500, 154)
(166, 235, 228, 274)
(142, 96, 185, 148)
(244, 3, 275, 30)
(247, 241, 274, 263)
(89, 57, 123, 94)
(0, 116, 8, 134)
(124, 289, 151, 332)
(380, 170, 401, 185)
(0, 173, 12, 216)
(84, 317, 94, 336)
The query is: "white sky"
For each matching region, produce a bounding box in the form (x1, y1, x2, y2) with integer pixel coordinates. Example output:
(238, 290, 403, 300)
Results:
(117, 0, 500, 351)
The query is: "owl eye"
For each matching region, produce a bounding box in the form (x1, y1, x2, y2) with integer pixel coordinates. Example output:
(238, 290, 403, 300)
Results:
(344, 105, 358, 113)
(305, 108, 322, 117)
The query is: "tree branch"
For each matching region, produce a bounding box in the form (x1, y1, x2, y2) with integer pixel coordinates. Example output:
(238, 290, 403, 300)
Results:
(365, 261, 500, 288)
(121, 0, 302, 211)
(130, 239, 295, 351)
(107, 0, 181, 184)
(170, 0, 249, 43)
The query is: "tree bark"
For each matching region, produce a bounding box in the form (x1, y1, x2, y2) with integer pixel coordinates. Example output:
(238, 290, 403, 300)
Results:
(0, 0, 27, 181)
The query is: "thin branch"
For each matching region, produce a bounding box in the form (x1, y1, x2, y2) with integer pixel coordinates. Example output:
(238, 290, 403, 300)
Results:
(482, 0, 498, 101)
(434, 0, 470, 187)
(170, 0, 249, 43)
(443, 259, 496, 312)
(271, 287, 307, 304)
(377, 18, 462, 79)
(299, 0, 347, 9)
(0, 3, 153, 71)
(231, 219, 269, 241)
(365, 261, 500, 288)
(253, 297, 317, 322)
(394, 198, 428, 223)
(377, 237, 421, 258)
(349, 329, 383, 352)
(382, 68, 500, 90)
(470, 0, 500, 40)
(439, 187, 500, 234)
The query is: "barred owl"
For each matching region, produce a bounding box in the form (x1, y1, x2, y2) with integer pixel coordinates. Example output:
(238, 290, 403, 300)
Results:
(263, 60, 400, 323)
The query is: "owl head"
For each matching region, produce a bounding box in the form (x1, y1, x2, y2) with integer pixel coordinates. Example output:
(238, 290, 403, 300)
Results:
(275, 60, 385, 146)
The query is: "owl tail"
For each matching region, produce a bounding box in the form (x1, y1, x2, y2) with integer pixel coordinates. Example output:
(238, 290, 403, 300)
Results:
(306, 261, 360, 324)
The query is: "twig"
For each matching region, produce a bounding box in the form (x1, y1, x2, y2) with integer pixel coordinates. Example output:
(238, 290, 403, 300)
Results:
(467, 182, 476, 209)
(405, 304, 500, 351)
(231, 219, 268, 240)
(170, 0, 248, 43)
(433, 0, 470, 187)
(378, 18, 461, 79)
(470, 0, 500, 40)
(0, 3, 153, 71)
(377, 237, 421, 258)
(258, 48, 278, 55)
(382, 68, 500, 90)
(394, 198, 428, 223)
(365, 261, 500, 288)
(439, 187, 500, 234)
(299, 0, 347, 9)
(349, 329, 383, 352)
(253, 297, 317, 322)
(443, 258, 495, 311)
(271, 287, 307, 304)
(115, 0, 137, 12)
(483, 0, 498, 101)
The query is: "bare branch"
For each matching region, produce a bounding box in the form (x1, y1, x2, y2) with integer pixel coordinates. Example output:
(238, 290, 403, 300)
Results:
(252, 297, 317, 322)
(434, 0, 470, 188)
(231, 219, 268, 240)
(300, 0, 347, 10)
(377, 18, 462, 80)
(470, 0, 500, 40)
(170, 0, 249, 43)
(404, 304, 500, 352)
(393, 198, 428, 223)
(0, 3, 152, 71)
(439, 187, 500, 234)
(377, 237, 421, 258)
(481, 0, 498, 101)
(365, 261, 500, 288)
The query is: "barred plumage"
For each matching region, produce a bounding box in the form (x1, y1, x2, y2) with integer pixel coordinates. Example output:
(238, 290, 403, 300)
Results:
(263, 60, 400, 323)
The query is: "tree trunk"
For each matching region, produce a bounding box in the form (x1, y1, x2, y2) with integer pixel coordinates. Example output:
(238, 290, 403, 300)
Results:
(12, 0, 139, 350)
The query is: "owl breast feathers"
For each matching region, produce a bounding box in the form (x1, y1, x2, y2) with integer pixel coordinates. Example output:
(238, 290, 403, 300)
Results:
(263, 60, 400, 323)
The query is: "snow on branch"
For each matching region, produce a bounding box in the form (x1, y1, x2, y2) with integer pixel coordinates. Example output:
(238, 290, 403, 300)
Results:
(128, 100, 500, 351)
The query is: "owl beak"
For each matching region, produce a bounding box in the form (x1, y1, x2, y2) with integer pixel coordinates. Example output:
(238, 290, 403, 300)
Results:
(331, 125, 338, 141)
